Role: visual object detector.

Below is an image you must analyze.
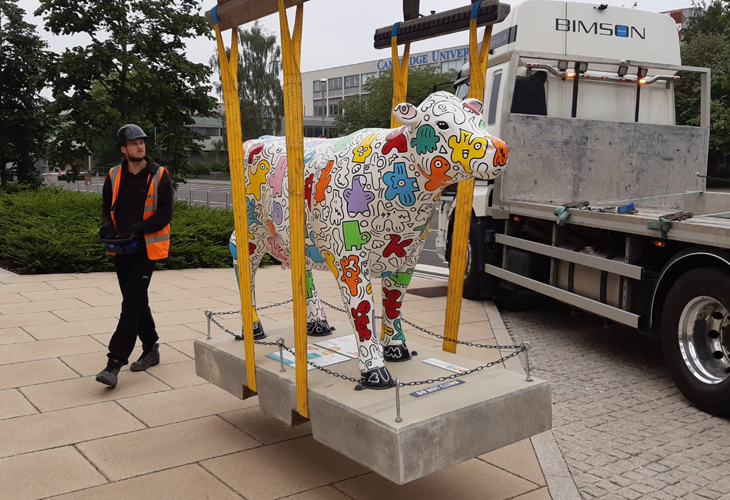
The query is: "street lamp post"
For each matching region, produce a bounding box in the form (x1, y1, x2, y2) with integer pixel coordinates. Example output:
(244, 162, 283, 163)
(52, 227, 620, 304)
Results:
(320, 78, 327, 137)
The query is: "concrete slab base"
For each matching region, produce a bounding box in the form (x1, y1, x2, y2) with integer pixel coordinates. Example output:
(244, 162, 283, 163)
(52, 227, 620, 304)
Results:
(195, 321, 551, 485)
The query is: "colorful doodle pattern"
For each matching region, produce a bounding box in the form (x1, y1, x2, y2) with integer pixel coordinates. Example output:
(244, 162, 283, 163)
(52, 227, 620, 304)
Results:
(230, 92, 507, 388)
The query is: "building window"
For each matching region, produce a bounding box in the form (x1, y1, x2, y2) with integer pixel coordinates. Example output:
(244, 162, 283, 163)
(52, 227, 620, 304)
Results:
(441, 59, 463, 73)
(313, 80, 326, 93)
(361, 72, 377, 88)
(328, 97, 342, 116)
(344, 75, 359, 89)
(313, 99, 325, 117)
(328, 77, 342, 92)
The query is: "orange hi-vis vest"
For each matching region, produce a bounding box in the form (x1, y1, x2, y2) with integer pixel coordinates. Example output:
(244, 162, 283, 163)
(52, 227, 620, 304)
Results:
(108, 165, 171, 260)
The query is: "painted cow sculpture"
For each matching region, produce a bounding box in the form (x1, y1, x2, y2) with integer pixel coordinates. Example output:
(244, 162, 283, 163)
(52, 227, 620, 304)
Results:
(230, 91, 508, 388)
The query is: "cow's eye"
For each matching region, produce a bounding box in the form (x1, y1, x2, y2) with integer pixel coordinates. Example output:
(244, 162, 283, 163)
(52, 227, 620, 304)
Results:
(436, 121, 449, 130)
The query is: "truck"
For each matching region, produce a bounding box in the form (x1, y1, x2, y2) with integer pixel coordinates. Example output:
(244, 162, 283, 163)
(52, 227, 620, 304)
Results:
(434, 0, 730, 415)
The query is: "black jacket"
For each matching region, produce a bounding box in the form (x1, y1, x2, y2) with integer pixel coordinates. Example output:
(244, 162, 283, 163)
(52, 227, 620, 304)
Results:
(101, 157, 173, 235)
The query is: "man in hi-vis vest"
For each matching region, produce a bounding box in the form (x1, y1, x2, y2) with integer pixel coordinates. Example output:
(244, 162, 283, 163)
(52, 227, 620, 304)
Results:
(96, 124, 173, 388)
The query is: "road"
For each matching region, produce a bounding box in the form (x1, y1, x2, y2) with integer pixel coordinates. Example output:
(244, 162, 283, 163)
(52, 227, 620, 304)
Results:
(48, 178, 451, 279)
(498, 292, 730, 500)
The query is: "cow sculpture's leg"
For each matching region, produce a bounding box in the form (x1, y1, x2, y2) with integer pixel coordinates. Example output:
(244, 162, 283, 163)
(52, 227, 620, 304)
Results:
(305, 269, 333, 337)
(231, 231, 266, 340)
(381, 271, 414, 362)
(336, 254, 395, 389)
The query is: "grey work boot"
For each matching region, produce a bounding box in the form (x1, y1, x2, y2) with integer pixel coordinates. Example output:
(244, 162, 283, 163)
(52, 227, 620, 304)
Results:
(130, 343, 160, 372)
(95, 364, 121, 388)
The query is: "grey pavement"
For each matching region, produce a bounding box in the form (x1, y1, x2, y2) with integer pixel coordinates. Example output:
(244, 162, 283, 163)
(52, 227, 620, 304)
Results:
(497, 293, 730, 500)
(0, 266, 554, 500)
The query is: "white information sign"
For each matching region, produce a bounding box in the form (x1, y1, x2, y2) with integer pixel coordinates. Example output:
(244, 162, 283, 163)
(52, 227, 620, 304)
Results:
(266, 344, 351, 370)
(422, 358, 470, 374)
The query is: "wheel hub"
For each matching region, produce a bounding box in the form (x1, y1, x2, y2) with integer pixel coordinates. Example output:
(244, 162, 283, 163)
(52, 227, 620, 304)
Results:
(678, 296, 730, 385)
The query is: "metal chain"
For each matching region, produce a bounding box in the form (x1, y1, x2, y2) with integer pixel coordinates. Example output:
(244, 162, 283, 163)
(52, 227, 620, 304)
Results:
(208, 299, 294, 317)
(320, 299, 523, 350)
(696, 173, 730, 184)
(206, 299, 527, 386)
(400, 348, 524, 386)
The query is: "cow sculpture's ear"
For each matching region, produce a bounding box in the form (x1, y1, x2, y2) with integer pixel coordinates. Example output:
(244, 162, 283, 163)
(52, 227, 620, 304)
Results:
(392, 103, 418, 126)
(463, 98, 484, 115)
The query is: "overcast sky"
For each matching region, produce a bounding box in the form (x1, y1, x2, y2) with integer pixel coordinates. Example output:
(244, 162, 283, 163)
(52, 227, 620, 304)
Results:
(17, 0, 692, 76)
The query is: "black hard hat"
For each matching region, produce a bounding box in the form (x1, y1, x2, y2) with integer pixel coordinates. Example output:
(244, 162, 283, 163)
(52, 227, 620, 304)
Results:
(116, 124, 148, 148)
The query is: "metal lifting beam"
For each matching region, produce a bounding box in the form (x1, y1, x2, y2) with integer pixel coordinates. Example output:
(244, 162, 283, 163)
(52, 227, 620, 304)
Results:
(205, 0, 309, 31)
(373, 0, 509, 49)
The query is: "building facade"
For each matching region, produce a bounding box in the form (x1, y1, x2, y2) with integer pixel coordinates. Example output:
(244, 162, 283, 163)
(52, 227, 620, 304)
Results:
(300, 43, 470, 137)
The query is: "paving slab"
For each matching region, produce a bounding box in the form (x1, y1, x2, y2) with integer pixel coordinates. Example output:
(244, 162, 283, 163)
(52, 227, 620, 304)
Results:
(0, 298, 90, 315)
(47, 464, 242, 500)
(480, 438, 547, 487)
(0, 326, 35, 345)
(60, 344, 189, 377)
(0, 446, 107, 500)
(332, 460, 539, 500)
(0, 336, 105, 365)
(77, 415, 259, 481)
(0, 311, 62, 329)
(21, 372, 170, 412)
(50, 305, 119, 322)
(283, 486, 353, 500)
(0, 293, 30, 304)
(0, 358, 79, 390)
(24, 317, 118, 340)
(145, 359, 207, 388)
(0, 388, 38, 420)
(219, 406, 313, 445)
(18, 288, 113, 302)
(0, 401, 145, 459)
(201, 436, 369, 500)
(117, 383, 248, 426)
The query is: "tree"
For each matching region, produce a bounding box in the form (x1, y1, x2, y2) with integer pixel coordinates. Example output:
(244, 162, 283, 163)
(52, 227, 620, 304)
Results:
(210, 21, 284, 141)
(35, 0, 217, 182)
(0, 0, 53, 191)
(675, 1, 730, 163)
(335, 65, 457, 135)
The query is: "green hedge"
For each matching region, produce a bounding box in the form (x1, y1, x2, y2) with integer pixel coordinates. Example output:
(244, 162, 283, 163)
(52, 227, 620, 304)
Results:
(0, 187, 267, 274)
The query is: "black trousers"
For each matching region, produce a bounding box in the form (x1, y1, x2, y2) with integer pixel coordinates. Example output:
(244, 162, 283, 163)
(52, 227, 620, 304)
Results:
(108, 252, 159, 365)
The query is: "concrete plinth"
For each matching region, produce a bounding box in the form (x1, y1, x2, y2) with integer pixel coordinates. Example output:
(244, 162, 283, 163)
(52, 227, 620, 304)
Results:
(194, 321, 551, 484)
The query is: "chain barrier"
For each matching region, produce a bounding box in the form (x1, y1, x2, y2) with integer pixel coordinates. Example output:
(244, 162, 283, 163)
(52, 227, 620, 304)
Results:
(320, 299, 524, 350)
(696, 172, 730, 185)
(204, 298, 529, 389)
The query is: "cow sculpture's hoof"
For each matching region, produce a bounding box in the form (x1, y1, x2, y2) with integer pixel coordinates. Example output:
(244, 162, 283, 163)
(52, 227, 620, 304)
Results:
(307, 319, 334, 337)
(253, 321, 266, 340)
(384, 343, 412, 362)
(359, 366, 396, 389)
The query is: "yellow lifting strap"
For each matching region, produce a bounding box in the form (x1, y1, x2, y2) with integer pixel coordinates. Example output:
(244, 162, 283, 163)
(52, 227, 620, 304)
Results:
(213, 11, 259, 391)
(278, 0, 309, 419)
(390, 23, 411, 128)
(443, 2, 493, 353)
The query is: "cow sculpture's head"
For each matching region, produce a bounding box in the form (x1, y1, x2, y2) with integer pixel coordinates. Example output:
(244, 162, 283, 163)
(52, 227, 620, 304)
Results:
(393, 91, 507, 182)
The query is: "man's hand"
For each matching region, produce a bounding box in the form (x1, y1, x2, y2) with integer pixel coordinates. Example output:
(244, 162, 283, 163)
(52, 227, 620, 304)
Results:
(99, 225, 116, 239)
(119, 224, 141, 240)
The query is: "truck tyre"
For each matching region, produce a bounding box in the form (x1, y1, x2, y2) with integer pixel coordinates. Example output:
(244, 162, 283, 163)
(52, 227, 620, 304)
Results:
(463, 217, 481, 300)
(661, 267, 730, 415)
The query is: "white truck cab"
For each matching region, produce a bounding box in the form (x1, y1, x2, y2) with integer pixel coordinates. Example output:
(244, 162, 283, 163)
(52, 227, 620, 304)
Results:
(436, 1, 730, 416)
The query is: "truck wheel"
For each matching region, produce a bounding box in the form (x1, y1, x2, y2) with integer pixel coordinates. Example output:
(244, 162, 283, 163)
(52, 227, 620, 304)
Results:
(463, 217, 481, 300)
(661, 267, 730, 415)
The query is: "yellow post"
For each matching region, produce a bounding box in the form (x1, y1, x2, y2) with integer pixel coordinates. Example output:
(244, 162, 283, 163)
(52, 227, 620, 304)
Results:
(443, 12, 493, 353)
(213, 18, 258, 390)
(390, 24, 410, 128)
(278, 0, 309, 419)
